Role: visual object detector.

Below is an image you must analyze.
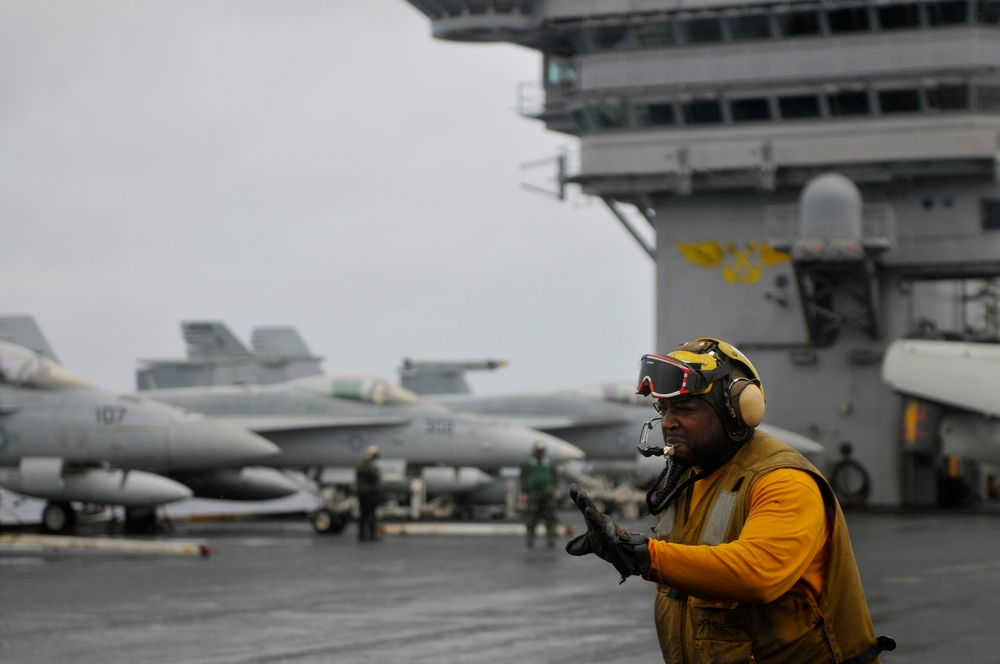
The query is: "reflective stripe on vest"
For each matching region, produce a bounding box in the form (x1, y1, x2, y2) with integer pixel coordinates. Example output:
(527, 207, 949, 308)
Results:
(702, 490, 738, 545)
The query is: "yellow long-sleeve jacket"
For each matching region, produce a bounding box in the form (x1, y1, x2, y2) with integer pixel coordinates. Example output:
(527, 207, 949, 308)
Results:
(642, 430, 888, 664)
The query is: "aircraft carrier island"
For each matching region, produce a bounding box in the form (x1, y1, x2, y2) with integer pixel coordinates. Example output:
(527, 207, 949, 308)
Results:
(402, 0, 1000, 508)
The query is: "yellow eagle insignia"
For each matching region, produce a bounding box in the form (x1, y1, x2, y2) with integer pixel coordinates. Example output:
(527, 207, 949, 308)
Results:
(675, 240, 790, 284)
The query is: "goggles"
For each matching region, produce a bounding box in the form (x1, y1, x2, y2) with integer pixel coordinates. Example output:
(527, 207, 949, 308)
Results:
(635, 353, 732, 399)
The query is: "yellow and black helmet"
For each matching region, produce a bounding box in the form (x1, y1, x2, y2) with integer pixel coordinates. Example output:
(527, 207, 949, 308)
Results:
(636, 337, 765, 440)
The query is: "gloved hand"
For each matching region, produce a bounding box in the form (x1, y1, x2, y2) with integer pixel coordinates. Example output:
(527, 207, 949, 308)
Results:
(565, 483, 650, 584)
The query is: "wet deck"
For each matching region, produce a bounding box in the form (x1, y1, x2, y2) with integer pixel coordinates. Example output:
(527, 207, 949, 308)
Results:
(1, 508, 998, 663)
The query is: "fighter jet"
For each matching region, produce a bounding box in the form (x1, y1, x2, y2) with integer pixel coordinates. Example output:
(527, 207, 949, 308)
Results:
(0, 326, 281, 533)
(134, 321, 585, 531)
(139, 376, 581, 470)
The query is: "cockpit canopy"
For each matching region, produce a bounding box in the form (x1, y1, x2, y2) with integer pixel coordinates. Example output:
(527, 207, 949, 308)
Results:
(0, 340, 91, 389)
(291, 375, 424, 406)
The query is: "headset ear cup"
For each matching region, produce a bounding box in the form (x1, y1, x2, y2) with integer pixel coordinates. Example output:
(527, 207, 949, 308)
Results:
(731, 380, 765, 428)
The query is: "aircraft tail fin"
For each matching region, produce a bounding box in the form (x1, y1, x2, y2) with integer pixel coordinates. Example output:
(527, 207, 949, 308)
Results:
(136, 321, 254, 390)
(251, 326, 312, 357)
(138, 321, 324, 389)
(250, 326, 324, 379)
(0, 315, 60, 362)
(398, 359, 508, 395)
(182, 321, 252, 358)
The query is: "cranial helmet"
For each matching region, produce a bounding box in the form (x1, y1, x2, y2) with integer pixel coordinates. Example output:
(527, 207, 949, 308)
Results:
(636, 337, 765, 441)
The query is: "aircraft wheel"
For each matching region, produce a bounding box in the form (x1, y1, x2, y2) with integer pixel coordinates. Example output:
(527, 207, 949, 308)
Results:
(312, 509, 346, 534)
(42, 502, 76, 533)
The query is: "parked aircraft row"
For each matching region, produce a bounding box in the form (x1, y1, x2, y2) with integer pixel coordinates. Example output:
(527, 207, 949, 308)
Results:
(0, 316, 580, 533)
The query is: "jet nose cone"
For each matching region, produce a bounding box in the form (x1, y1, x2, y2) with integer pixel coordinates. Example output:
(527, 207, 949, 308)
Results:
(504, 424, 585, 464)
(170, 415, 280, 468)
(541, 435, 586, 463)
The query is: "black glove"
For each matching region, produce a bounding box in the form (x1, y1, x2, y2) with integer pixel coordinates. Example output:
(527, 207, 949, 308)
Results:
(565, 483, 650, 584)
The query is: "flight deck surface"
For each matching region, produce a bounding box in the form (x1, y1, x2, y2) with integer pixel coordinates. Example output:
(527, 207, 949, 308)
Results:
(1, 509, 998, 663)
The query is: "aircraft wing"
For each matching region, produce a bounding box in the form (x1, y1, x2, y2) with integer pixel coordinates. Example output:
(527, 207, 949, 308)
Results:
(216, 415, 412, 434)
(882, 339, 1000, 417)
(498, 415, 631, 432)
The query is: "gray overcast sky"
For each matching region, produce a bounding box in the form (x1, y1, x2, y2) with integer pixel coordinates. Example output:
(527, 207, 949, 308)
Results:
(0, 1, 654, 396)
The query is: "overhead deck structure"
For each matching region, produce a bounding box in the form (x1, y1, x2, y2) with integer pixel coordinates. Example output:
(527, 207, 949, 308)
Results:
(404, 0, 1000, 506)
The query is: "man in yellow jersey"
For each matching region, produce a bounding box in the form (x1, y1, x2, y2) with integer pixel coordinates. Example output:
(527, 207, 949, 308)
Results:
(566, 338, 895, 663)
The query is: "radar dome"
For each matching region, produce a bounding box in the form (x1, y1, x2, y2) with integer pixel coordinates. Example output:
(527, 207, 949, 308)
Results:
(799, 173, 863, 238)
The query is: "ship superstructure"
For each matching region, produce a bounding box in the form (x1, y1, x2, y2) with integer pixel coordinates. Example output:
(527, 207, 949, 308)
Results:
(403, 0, 1000, 506)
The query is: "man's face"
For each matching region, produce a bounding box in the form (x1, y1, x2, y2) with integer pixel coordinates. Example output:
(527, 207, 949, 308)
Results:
(657, 396, 730, 468)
